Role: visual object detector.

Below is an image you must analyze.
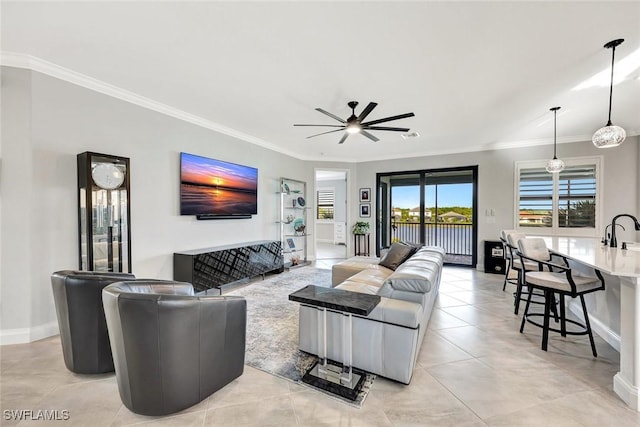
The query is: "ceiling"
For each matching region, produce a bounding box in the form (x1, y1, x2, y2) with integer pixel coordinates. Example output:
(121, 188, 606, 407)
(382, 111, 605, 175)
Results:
(2, 1, 639, 162)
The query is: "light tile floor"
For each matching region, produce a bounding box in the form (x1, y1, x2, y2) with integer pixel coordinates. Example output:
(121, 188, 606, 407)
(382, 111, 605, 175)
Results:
(315, 241, 347, 261)
(2, 266, 639, 426)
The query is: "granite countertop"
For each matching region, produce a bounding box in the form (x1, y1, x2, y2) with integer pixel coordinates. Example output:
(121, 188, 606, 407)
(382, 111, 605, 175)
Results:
(288, 285, 380, 316)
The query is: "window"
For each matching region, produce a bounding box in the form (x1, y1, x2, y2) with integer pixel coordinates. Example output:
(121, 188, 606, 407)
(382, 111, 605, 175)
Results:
(316, 188, 335, 220)
(515, 157, 601, 236)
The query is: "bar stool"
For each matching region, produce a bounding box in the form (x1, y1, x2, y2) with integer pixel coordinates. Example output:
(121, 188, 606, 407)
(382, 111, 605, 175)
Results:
(500, 229, 517, 291)
(503, 231, 542, 314)
(517, 238, 605, 357)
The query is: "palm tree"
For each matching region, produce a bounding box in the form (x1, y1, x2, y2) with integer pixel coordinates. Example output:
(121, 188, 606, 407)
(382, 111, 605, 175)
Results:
(559, 200, 595, 228)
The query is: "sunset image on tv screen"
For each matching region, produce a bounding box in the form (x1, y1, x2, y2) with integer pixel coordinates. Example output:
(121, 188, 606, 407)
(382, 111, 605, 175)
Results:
(180, 152, 258, 216)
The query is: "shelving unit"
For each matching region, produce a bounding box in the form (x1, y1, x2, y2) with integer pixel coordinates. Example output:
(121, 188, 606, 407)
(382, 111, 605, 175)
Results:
(278, 177, 311, 269)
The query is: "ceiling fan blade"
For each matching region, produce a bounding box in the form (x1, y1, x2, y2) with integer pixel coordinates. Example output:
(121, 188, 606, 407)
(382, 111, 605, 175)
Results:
(294, 124, 345, 127)
(306, 128, 345, 139)
(362, 112, 415, 126)
(361, 130, 380, 142)
(365, 126, 411, 132)
(337, 133, 349, 144)
(356, 102, 378, 122)
(316, 108, 346, 123)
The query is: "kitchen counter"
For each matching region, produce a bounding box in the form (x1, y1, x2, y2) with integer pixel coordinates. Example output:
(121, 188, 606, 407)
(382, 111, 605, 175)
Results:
(536, 236, 640, 410)
(540, 236, 640, 278)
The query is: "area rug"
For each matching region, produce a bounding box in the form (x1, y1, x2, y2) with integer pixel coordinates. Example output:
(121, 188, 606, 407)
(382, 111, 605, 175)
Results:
(227, 266, 375, 408)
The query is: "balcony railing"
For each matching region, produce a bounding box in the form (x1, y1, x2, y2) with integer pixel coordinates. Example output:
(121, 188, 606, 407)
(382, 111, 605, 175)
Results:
(391, 221, 473, 256)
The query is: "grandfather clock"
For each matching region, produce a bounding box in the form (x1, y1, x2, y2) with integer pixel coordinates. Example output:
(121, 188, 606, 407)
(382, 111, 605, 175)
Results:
(77, 152, 132, 273)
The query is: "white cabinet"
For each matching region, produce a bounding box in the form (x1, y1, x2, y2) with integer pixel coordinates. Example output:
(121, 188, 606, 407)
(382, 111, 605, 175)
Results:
(334, 222, 346, 244)
(279, 178, 310, 269)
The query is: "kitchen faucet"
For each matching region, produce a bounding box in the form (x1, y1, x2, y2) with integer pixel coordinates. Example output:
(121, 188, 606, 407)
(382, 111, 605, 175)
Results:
(602, 223, 625, 245)
(609, 214, 640, 248)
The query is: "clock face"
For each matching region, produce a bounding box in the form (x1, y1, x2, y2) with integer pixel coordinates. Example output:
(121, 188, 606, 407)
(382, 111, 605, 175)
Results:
(91, 163, 125, 190)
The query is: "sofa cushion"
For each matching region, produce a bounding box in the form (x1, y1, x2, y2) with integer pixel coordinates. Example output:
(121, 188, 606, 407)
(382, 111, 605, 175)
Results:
(378, 242, 415, 271)
(378, 247, 443, 296)
(413, 245, 446, 259)
(331, 256, 390, 286)
(365, 297, 422, 329)
(344, 268, 390, 289)
(400, 240, 423, 250)
(383, 264, 440, 293)
(336, 280, 381, 295)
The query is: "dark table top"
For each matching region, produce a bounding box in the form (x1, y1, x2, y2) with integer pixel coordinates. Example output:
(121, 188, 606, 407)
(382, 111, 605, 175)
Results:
(288, 285, 380, 316)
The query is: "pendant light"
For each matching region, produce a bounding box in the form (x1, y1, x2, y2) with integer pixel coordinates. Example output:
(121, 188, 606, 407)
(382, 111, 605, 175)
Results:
(546, 107, 565, 173)
(592, 39, 626, 148)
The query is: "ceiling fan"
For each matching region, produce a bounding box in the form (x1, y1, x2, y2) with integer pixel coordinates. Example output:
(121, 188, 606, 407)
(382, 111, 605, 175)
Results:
(294, 101, 415, 144)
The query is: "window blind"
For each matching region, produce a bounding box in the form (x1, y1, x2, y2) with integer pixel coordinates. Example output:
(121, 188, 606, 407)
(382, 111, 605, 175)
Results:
(517, 160, 598, 231)
(558, 165, 596, 228)
(518, 168, 552, 227)
(317, 189, 334, 220)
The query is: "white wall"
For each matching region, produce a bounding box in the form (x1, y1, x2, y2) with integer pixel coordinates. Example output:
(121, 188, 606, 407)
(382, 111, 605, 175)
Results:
(0, 67, 310, 343)
(0, 67, 34, 339)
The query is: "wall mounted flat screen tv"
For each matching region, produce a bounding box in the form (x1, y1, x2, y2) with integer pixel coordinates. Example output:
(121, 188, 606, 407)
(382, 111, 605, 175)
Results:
(180, 152, 258, 216)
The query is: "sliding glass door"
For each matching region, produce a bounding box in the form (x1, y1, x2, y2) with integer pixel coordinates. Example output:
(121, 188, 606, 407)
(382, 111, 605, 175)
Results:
(377, 166, 477, 266)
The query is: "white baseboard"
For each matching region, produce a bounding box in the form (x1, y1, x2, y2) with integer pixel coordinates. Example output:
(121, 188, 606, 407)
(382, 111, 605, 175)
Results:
(568, 300, 620, 352)
(614, 373, 640, 410)
(0, 321, 59, 345)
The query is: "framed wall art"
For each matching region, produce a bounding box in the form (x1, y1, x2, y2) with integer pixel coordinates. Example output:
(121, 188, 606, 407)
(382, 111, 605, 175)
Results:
(359, 188, 371, 202)
(359, 203, 371, 218)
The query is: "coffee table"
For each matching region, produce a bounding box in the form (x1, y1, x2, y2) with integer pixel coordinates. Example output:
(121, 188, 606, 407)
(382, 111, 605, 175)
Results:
(289, 285, 380, 401)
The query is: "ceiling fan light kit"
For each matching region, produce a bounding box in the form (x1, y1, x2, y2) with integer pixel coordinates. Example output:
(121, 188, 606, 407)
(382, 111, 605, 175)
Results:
(294, 101, 415, 144)
(592, 38, 626, 148)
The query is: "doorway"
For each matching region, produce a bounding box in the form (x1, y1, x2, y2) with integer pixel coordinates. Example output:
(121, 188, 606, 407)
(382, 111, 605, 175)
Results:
(314, 169, 348, 261)
(377, 166, 478, 266)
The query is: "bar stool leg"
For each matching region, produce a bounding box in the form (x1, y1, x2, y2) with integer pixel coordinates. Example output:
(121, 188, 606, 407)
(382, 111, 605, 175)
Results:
(514, 270, 524, 315)
(503, 260, 512, 291)
(550, 298, 559, 323)
(580, 295, 598, 357)
(520, 287, 534, 333)
(541, 290, 552, 352)
(559, 294, 567, 337)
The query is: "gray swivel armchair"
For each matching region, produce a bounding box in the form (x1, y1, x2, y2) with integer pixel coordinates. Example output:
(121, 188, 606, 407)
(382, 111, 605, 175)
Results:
(51, 270, 135, 374)
(102, 280, 246, 416)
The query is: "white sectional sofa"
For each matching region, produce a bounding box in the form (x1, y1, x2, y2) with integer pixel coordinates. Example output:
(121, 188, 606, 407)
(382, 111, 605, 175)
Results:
(298, 245, 444, 384)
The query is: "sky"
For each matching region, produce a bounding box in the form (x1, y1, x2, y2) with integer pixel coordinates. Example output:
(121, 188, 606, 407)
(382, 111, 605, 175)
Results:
(181, 152, 257, 190)
(392, 184, 472, 208)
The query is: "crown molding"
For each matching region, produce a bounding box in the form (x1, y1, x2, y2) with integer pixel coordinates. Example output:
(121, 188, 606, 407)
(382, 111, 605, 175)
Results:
(345, 133, 623, 164)
(2, 51, 636, 164)
(0, 51, 304, 159)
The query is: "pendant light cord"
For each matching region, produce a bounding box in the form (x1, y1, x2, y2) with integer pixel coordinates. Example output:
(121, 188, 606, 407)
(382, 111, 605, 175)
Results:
(607, 44, 617, 126)
(553, 109, 557, 159)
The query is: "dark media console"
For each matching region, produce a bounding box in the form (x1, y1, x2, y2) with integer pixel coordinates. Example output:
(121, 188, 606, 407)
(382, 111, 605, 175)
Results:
(173, 240, 284, 294)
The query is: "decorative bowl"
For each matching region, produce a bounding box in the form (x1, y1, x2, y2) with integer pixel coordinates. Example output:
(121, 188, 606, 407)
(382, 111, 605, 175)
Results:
(293, 218, 306, 234)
